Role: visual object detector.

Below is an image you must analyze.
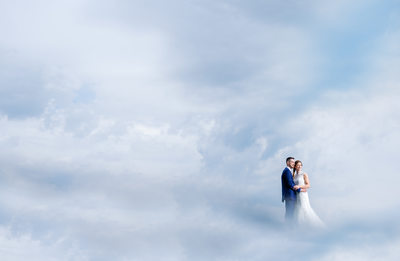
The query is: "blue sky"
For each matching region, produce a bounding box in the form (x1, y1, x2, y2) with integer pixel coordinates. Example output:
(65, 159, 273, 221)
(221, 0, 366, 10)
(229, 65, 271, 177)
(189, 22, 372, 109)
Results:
(1, 0, 400, 260)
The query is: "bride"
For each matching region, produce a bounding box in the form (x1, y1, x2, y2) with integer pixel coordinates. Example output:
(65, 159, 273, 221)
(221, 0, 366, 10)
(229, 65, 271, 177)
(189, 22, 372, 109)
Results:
(293, 160, 325, 227)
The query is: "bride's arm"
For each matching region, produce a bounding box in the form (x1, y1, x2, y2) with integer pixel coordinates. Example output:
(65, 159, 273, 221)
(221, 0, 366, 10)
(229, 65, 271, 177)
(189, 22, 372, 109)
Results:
(301, 173, 311, 189)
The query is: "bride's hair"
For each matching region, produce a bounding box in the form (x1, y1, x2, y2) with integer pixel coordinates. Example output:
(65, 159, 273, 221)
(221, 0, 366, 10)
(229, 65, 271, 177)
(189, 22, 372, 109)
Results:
(293, 160, 302, 178)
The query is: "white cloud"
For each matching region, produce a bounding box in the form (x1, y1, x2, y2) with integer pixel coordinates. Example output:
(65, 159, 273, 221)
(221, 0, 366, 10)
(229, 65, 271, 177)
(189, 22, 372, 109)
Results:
(0, 226, 89, 261)
(1, 0, 400, 260)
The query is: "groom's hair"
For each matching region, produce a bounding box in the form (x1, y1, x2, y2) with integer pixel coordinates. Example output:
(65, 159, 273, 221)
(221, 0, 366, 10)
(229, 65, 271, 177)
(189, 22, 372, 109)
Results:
(286, 157, 294, 163)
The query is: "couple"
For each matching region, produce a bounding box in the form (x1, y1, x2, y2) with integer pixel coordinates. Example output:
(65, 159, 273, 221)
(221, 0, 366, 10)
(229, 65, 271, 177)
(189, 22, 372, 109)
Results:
(281, 157, 324, 227)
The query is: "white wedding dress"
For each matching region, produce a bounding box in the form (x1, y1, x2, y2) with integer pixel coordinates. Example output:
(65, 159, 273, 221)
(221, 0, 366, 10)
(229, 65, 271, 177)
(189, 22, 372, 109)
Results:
(293, 171, 325, 228)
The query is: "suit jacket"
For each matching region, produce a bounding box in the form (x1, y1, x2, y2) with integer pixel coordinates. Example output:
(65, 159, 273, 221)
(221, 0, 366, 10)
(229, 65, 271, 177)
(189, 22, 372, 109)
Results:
(281, 167, 301, 202)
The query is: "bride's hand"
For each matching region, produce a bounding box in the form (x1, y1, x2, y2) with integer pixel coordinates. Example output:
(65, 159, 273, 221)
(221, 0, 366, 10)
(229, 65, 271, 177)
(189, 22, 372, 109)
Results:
(300, 188, 307, 192)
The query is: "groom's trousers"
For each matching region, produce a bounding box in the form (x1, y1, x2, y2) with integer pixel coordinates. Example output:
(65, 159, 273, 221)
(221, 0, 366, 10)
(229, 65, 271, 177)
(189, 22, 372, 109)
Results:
(284, 198, 296, 221)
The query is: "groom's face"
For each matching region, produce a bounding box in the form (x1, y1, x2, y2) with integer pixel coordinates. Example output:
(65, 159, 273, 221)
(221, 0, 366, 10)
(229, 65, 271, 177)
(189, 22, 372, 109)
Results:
(288, 159, 295, 168)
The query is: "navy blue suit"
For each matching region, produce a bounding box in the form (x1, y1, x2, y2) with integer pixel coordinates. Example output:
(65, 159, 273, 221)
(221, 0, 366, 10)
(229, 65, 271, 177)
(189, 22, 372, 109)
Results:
(281, 167, 301, 220)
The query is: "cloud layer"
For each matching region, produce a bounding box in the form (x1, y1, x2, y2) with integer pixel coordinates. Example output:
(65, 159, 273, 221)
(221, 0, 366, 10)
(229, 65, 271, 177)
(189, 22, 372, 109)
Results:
(1, 0, 400, 260)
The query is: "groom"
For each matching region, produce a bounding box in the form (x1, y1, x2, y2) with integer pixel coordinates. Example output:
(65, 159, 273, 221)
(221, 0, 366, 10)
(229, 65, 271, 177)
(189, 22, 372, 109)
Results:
(281, 157, 306, 221)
